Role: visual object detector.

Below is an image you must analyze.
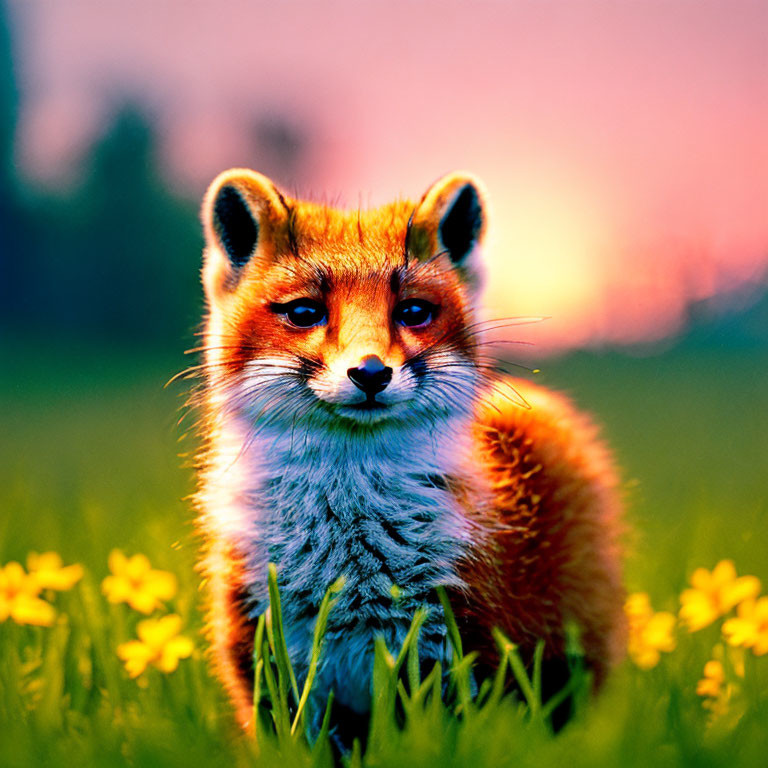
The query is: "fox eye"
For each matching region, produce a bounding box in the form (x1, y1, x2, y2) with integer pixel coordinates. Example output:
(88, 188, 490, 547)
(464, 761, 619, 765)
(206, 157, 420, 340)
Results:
(393, 299, 436, 328)
(273, 299, 328, 328)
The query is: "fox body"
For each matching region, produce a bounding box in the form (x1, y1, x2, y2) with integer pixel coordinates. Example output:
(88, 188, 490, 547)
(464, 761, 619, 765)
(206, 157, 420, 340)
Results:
(194, 169, 625, 732)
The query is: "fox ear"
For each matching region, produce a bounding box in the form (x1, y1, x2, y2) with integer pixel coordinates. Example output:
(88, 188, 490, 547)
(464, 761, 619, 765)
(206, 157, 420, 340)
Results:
(408, 172, 487, 287)
(201, 168, 288, 297)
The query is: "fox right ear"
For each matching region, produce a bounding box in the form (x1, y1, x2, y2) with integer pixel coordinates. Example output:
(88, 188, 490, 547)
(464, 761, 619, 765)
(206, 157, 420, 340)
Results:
(408, 172, 488, 295)
(202, 169, 288, 297)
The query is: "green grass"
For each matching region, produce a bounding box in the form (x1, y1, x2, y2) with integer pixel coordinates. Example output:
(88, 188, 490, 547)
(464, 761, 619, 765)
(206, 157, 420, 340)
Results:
(1, 342, 767, 766)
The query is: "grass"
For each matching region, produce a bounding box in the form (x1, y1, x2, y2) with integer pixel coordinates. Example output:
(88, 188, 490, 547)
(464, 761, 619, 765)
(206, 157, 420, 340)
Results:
(1, 341, 767, 766)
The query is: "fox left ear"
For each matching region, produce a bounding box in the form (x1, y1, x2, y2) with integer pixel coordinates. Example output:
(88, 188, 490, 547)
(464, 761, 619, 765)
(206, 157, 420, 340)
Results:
(200, 168, 290, 302)
(408, 172, 487, 287)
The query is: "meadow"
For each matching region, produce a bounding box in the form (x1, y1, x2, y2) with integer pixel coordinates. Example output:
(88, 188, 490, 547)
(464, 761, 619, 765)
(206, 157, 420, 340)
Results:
(1, 342, 767, 767)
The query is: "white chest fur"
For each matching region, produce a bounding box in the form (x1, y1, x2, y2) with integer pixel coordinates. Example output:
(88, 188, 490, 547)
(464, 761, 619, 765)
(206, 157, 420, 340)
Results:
(203, 416, 475, 712)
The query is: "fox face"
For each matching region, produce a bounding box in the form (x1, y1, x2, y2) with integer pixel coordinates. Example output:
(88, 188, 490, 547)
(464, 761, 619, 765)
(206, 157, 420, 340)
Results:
(200, 170, 488, 434)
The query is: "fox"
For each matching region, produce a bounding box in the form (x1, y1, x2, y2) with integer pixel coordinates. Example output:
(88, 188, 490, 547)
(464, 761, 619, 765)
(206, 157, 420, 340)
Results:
(193, 168, 625, 738)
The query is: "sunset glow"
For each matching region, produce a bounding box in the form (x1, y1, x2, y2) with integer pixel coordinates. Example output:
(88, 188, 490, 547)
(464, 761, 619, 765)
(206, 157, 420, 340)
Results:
(7, 0, 768, 352)
(483, 172, 612, 348)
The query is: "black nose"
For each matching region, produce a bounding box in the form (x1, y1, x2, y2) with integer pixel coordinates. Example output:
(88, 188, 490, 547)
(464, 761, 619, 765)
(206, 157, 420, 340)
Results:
(347, 355, 393, 396)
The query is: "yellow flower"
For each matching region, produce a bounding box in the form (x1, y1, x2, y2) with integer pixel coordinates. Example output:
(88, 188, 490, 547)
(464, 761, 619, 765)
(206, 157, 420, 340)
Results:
(679, 560, 760, 632)
(117, 614, 193, 678)
(102, 549, 177, 614)
(27, 551, 84, 591)
(696, 646, 743, 720)
(625, 592, 677, 669)
(722, 596, 768, 655)
(0, 561, 56, 627)
(696, 659, 725, 699)
(696, 657, 736, 718)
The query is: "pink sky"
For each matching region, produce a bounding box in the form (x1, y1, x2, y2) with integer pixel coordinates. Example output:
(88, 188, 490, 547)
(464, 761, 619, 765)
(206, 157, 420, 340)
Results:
(9, 0, 768, 352)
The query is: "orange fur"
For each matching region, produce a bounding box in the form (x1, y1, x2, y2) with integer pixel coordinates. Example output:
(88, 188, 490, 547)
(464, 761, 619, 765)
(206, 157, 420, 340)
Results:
(456, 379, 626, 687)
(200, 539, 258, 732)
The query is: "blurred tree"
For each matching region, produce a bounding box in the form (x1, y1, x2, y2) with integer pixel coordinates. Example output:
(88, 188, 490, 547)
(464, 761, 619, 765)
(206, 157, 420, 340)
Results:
(674, 274, 768, 351)
(0, 0, 16, 178)
(45, 105, 202, 345)
(0, 0, 23, 315)
(251, 113, 307, 191)
(0, 0, 203, 350)
(3, 101, 203, 349)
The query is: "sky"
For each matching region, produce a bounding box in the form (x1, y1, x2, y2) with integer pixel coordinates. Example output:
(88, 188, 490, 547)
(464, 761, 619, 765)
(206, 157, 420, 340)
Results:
(8, 0, 768, 352)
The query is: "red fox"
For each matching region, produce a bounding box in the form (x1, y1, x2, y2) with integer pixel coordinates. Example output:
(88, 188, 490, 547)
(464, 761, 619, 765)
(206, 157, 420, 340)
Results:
(193, 168, 625, 735)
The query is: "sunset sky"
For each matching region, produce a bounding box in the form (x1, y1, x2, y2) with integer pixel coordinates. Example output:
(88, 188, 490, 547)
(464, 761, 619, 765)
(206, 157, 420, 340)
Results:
(8, 0, 768, 352)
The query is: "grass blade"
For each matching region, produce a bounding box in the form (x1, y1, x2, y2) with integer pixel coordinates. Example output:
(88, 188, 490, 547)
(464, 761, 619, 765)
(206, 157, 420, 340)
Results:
(493, 628, 538, 714)
(369, 636, 397, 753)
(311, 689, 335, 766)
(267, 563, 300, 708)
(291, 576, 345, 735)
(260, 637, 288, 736)
(252, 612, 267, 719)
(436, 587, 463, 661)
(532, 639, 544, 719)
(394, 606, 428, 674)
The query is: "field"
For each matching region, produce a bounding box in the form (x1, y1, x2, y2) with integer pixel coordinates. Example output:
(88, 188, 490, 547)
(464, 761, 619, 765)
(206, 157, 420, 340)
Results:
(1, 342, 767, 767)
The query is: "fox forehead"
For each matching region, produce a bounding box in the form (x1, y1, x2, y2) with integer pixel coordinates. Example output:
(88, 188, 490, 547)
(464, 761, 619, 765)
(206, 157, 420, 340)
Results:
(282, 199, 414, 264)
(226, 199, 417, 301)
(237, 200, 469, 302)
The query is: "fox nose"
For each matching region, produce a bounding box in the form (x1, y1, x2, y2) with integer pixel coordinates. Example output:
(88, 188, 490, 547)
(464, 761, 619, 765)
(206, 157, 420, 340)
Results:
(347, 355, 393, 396)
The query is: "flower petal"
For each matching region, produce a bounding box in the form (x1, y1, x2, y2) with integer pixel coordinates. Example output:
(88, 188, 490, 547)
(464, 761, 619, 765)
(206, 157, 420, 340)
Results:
(129, 590, 160, 615)
(144, 570, 177, 601)
(102, 575, 132, 603)
(629, 644, 660, 669)
(126, 554, 152, 580)
(625, 593, 652, 622)
(711, 560, 737, 587)
(108, 549, 128, 576)
(36, 563, 84, 591)
(118, 641, 154, 678)
(679, 589, 718, 631)
(690, 567, 714, 592)
(722, 616, 756, 648)
(11, 594, 57, 627)
(644, 612, 676, 652)
(722, 576, 761, 610)
(156, 636, 193, 673)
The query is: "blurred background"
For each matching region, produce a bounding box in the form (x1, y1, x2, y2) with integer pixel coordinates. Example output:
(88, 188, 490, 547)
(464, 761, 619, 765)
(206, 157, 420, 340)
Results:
(2, 0, 767, 353)
(0, 0, 766, 580)
(1, 4, 767, 762)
